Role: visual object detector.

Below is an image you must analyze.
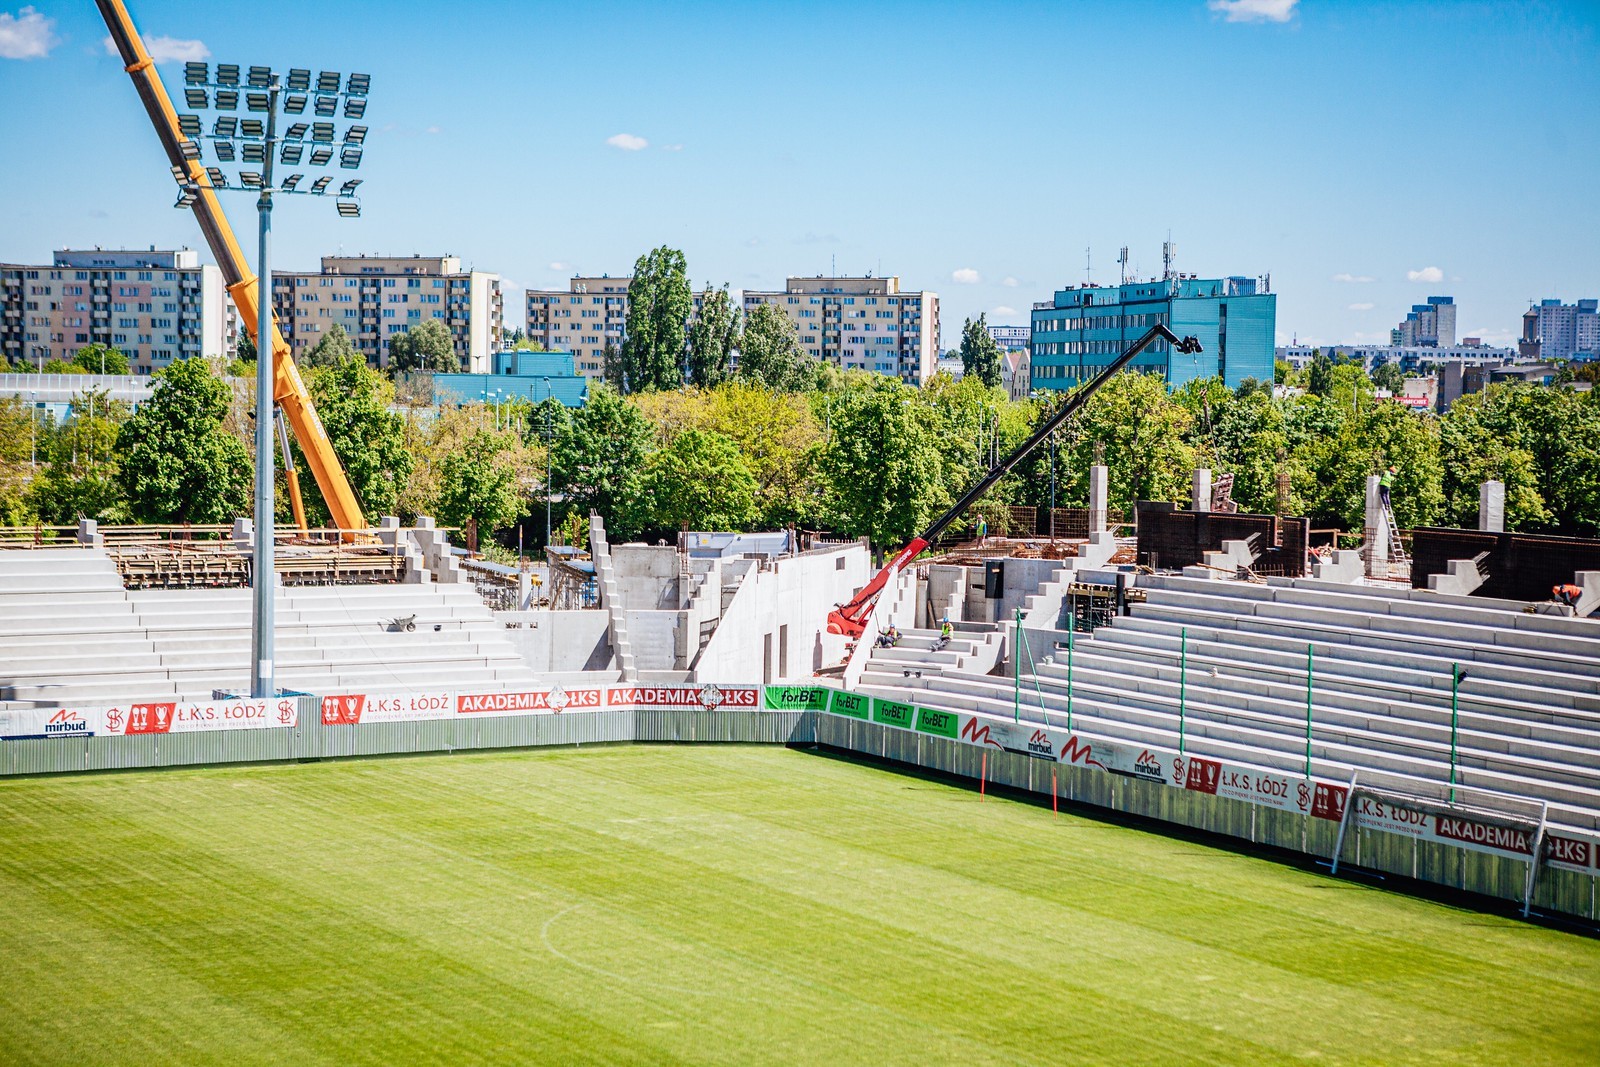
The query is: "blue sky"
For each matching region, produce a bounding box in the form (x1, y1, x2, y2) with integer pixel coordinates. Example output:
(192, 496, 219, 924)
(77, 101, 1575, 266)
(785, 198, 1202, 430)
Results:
(1, 0, 1595, 348)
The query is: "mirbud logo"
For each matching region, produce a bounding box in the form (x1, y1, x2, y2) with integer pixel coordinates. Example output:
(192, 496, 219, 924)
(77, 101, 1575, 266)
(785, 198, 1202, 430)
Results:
(44, 710, 92, 737)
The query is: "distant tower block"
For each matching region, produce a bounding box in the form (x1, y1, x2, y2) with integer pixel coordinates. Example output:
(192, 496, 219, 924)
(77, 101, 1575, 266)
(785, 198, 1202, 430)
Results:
(1479, 480, 1505, 533)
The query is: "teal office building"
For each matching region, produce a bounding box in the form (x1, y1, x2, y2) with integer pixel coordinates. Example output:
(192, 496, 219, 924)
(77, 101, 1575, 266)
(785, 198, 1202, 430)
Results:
(1029, 276, 1275, 391)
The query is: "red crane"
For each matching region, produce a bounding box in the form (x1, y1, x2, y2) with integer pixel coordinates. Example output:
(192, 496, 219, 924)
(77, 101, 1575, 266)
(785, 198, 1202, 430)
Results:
(827, 324, 1202, 637)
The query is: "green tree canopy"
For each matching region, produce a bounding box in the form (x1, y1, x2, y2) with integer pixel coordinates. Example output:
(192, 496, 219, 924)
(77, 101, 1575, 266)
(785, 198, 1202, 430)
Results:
(294, 355, 414, 525)
(687, 283, 738, 388)
(72, 343, 130, 376)
(622, 246, 692, 392)
(958, 314, 1004, 389)
(1371, 361, 1407, 394)
(552, 385, 655, 539)
(388, 319, 458, 374)
(818, 382, 950, 548)
(27, 390, 128, 524)
(300, 322, 361, 369)
(235, 331, 256, 364)
(737, 303, 809, 392)
(115, 356, 252, 523)
(1058, 371, 1196, 510)
(639, 429, 758, 532)
(436, 430, 524, 536)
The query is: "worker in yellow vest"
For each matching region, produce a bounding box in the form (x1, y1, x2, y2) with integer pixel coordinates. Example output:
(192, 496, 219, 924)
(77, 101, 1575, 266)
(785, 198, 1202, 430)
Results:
(1379, 466, 1397, 511)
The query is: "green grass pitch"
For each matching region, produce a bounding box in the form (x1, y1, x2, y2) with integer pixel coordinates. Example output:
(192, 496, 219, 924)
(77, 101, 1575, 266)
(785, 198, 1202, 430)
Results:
(1, 745, 1596, 1065)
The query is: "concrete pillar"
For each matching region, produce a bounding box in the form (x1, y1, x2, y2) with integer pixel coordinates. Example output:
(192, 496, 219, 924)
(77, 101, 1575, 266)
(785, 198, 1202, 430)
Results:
(1088, 464, 1109, 534)
(76, 518, 103, 547)
(232, 517, 253, 551)
(1364, 475, 1388, 570)
(1479, 480, 1505, 533)
(1192, 468, 1212, 513)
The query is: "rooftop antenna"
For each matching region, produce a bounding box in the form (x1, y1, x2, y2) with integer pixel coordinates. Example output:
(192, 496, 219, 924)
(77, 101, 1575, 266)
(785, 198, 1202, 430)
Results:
(1084, 246, 1092, 285)
(1118, 246, 1130, 285)
(1162, 235, 1176, 282)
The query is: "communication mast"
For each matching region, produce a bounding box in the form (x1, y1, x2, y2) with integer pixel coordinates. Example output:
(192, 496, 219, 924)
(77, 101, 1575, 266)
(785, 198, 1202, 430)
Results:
(1118, 246, 1130, 285)
(1162, 238, 1176, 282)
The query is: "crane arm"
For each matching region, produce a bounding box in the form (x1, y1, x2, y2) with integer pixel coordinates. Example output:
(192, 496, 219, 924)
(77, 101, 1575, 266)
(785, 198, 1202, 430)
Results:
(96, 0, 366, 534)
(826, 324, 1201, 637)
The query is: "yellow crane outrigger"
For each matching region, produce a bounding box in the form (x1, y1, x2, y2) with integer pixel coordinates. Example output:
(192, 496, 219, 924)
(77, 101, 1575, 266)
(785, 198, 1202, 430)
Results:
(97, 0, 364, 534)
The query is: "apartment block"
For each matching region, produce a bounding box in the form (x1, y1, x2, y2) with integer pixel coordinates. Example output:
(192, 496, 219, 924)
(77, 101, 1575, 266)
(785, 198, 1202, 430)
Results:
(1031, 275, 1275, 390)
(1393, 296, 1456, 348)
(985, 323, 1031, 354)
(271, 254, 503, 373)
(524, 276, 631, 377)
(1523, 298, 1600, 362)
(741, 276, 940, 385)
(0, 247, 225, 373)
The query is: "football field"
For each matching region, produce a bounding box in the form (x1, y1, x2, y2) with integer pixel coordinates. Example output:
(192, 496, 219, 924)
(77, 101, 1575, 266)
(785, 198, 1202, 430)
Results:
(1, 745, 1596, 1065)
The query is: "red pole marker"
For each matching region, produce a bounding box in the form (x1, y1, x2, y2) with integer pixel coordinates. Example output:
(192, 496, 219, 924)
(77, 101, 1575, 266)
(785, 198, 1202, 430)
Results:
(981, 751, 988, 801)
(1052, 769, 1058, 816)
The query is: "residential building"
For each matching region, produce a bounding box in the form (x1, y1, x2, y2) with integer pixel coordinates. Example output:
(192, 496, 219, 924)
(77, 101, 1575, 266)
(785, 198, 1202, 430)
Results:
(1524, 298, 1600, 362)
(1276, 340, 1514, 374)
(524, 276, 631, 377)
(1000, 348, 1031, 401)
(1394, 296, 1456, 348)
(0, 247, 225, 373)
(741, 275, 940, 384)
(985, 323, 1030, 354)
(1031, 275, 1274, 391)
(271, 254, 503, 373)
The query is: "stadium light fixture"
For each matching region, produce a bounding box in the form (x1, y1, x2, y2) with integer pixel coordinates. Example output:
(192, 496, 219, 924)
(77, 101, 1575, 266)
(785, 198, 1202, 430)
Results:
(172, 59, 372, 700)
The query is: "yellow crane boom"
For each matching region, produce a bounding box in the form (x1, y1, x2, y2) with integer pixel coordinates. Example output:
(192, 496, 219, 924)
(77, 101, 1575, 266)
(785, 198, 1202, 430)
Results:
(97, 0, 366, 534)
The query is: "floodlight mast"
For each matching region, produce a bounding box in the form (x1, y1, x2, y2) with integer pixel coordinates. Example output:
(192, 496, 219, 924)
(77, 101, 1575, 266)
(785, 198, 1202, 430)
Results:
(95, 0, 367, 536)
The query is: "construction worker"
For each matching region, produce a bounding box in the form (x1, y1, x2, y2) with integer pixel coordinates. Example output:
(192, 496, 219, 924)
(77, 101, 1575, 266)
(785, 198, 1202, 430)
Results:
(935, 617, 953, 652)
(1379, 465, 1397, 511)
(976, 515, 988, 545)
(1554, 584, 1583, 609)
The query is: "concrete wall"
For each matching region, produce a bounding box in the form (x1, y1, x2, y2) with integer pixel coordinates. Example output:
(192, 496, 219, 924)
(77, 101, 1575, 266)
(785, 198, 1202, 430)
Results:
(497, 610, 613, 672)
(609, 544, 681, 610)
(695, 544, 871, 682)
(626, 610, 680, 671)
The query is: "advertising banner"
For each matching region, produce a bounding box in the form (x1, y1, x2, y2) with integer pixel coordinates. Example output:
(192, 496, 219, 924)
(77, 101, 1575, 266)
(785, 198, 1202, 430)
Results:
(320, 690, 454, 725)
(764, 686, 831, 712)
(1174, 754, 1316, 817)
(870, 698, 916, 729)
(457, 686, 605, 716)
(604, 684, 759, 712)
(1545, 834, 1598, 874)
(0, 707, 99, 740)
(828, 690, 870, 720)
(102, 697, 299, 735)
(914, 706, 961, 739)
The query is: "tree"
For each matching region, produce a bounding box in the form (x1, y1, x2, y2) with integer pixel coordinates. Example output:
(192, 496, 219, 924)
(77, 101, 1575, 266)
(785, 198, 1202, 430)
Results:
(387, 319, 458, 373)
(1307, 350, 1334, 397)
(293, 356, 414, 525)
(687, 283, 738, 388)
(1058, 371, 1195, 510)
(818, 382, 950, 548)
(601, 339, 625, 391)
(27, 391, 128, 523)
(0, 396, 39, 526)
(436, 430, 524, 536)
(639, 429, 759, 532)
(72, 343, 130, 376)
(1371, 361, 1407, 394)
(236, 331, 256, 364)
(551, 384, 655, 539)
(1273, 359, 1293, 385)
(621, 246, 692, 392)
(300, 322, 360, 369)
(115, 355, 252, 523)
(737, 303, 808, 391)
(958, 314, 1003, 388)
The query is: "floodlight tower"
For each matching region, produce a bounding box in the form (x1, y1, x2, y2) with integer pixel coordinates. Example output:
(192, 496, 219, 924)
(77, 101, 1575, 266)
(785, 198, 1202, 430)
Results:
(172, 59, 370, 699)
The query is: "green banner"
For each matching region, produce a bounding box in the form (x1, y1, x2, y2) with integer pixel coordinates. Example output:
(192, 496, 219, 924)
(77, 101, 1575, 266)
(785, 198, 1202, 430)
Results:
(828, 691, 870, 720)
(764, 686, 831, 711)
(915, 707, 961, 738)
(871, 698, 916, 729)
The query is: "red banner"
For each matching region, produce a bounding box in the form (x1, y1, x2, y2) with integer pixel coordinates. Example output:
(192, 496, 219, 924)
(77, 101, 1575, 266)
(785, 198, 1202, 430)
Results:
(457, 686, 604, 715)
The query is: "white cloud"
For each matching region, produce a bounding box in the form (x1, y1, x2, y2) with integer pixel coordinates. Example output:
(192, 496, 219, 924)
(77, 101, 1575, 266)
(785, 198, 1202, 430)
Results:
(605, 133, 648, 151)
(104, 33, 210, 63)
(951, 268, 981, 285)
(548, 261, 569, 271)
(1407, 266, 1444, 283)
(660, 143, 683, 152)
(1207, 0, 1298, 23)
(1332, 272, 1374, 284)
(424, 125, 442, 135)
(0, 6, 57, 59)
(990, 306, 1018, 318)
(1001, 276, 1020, 288)
(1347, 303, 1374, 312)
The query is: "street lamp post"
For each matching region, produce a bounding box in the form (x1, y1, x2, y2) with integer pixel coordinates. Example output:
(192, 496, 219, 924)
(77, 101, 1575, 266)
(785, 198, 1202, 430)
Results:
(172, 60, 370, 698)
